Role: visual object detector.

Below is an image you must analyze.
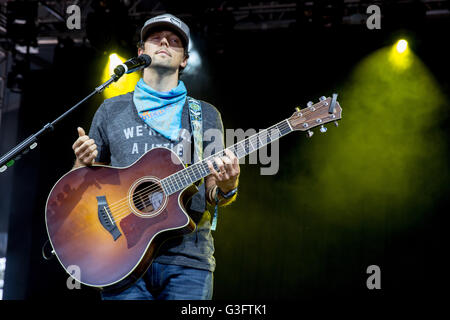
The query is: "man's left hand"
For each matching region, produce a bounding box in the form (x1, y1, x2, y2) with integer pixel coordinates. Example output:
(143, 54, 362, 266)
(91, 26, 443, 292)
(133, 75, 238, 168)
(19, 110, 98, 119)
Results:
(206, 149, 240, 193)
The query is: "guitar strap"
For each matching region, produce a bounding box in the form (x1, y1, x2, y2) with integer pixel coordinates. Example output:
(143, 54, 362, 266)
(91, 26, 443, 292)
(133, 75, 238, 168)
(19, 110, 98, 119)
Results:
(187, 97, 203, 167)
(187, 97, 219, 231)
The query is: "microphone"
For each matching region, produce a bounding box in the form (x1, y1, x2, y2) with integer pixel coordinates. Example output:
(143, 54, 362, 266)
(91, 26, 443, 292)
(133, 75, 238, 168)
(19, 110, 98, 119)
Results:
(113, 54, 151, 77)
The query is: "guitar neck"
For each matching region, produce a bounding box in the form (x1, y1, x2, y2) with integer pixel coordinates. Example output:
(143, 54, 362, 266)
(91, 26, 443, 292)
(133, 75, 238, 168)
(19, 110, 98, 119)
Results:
(161, 119, 293, 195)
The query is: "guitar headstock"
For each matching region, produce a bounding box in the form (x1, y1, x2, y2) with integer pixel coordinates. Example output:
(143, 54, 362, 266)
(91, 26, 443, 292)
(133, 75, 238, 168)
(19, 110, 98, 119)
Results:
(288, 94, 342, 137)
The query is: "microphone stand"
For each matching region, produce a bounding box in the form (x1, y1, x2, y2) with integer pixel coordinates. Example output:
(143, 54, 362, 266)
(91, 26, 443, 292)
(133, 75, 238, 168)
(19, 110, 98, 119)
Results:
(0, 73, 120, 173)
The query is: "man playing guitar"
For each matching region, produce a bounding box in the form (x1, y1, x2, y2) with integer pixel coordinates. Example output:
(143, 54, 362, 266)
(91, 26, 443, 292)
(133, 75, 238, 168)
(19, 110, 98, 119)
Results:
(71, 13, 240, 300)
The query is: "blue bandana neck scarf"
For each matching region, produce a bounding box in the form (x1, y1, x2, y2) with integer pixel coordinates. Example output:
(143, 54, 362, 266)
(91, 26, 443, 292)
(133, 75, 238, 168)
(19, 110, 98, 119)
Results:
(133, 78, 187, 141)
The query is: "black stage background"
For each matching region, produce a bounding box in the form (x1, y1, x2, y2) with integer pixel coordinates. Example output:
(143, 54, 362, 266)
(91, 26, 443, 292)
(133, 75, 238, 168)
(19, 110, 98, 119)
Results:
(0, 1, 449, 305)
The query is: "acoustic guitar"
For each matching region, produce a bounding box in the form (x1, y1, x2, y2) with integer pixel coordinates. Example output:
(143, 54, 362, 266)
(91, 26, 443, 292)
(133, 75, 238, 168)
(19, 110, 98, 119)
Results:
(45, 95, 342, 292)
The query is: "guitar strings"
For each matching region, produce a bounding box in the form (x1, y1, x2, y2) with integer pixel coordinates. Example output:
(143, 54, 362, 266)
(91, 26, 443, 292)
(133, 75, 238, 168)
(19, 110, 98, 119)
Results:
(107, 127, 282, 217)
(105, 117, 309, 221)
(106, 121, 290, 214)
(106, 103, 324, 216)
(106, 120, 295, 221)
(106, 107, 327, 222)
(99, 105, 328, 222)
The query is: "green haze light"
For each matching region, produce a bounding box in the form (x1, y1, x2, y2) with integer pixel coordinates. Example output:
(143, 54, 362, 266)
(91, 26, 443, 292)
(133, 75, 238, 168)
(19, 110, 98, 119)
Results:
(289, 44, 447, 232)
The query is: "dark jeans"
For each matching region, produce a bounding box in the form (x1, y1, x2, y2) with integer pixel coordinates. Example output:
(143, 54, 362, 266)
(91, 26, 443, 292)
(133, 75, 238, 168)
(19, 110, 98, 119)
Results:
(101, 262, 213, 300)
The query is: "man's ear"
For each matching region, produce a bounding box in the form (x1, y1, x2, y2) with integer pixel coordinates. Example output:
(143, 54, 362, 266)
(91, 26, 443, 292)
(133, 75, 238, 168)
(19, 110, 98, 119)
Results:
(180, 55, 188, 68)
(137, 40, 146, 55)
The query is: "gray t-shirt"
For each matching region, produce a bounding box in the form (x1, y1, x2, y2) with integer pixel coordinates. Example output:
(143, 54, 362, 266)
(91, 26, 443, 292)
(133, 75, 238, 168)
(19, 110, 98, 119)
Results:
(88, 91, 224, 272)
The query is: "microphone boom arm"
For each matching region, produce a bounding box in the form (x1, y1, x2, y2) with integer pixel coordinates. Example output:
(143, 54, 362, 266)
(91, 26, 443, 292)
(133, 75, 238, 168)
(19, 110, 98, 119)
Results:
(0, 72, 121, 172)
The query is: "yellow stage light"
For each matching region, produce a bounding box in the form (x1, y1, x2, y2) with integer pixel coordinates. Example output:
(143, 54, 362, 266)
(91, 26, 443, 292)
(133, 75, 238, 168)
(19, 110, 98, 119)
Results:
(396, 39, 408, 54)
(102, 53, 140, 99)
(389, 39, 411, 70)
(109, 53, 122, 70)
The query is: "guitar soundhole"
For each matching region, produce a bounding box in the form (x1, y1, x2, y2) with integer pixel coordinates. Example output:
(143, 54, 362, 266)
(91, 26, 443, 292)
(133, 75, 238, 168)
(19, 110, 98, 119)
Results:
(132, 180, 165, 216)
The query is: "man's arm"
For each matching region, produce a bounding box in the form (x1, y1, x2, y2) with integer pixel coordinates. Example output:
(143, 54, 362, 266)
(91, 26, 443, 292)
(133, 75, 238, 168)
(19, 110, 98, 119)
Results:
(205, 176, 238, 207)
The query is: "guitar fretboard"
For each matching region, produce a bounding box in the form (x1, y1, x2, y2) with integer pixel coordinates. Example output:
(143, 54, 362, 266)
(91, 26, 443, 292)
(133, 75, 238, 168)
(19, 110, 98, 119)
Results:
(161, 119, 293, 195)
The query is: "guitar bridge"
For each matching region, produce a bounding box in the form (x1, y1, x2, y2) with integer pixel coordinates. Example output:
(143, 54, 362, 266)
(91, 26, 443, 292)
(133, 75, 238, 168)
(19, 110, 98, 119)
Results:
(97, 196, 122, 241)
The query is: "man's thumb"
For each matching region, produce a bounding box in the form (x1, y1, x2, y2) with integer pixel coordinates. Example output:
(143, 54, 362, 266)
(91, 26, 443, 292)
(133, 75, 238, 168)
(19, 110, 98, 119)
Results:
(77, 127, 86, 137)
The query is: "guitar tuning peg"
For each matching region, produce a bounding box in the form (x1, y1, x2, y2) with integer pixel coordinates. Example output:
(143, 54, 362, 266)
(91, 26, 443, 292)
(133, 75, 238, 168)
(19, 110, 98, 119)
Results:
(306, 130, 314, 138)
(320, 125, 327, 133)
(295, 107, 301, 112)
(307, 101, 313, 107)
(319, 96, 326, 101)
(334, 121, 339, 127)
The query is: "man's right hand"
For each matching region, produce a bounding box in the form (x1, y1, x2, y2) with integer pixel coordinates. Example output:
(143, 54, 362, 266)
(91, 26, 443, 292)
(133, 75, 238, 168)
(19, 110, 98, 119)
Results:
(72, 127, 98, 168)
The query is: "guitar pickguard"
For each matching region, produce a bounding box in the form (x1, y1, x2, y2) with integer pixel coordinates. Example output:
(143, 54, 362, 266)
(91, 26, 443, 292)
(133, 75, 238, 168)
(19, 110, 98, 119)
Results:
(119, 208, 170, 249)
